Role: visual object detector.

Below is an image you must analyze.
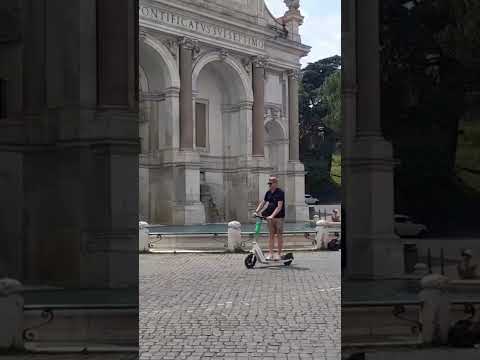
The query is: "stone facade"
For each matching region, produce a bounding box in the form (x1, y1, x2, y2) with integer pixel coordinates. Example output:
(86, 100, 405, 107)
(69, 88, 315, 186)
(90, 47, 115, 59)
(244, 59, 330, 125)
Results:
(0, 0, 139, 288)
(139, 0, 310, 225)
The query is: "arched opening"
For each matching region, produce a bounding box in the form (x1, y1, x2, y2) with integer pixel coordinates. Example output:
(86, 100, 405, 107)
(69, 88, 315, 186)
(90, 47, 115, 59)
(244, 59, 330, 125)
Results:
(138, 37, 179, 223)
(265, 118, 288, 182)
(195, 57, 251, 222)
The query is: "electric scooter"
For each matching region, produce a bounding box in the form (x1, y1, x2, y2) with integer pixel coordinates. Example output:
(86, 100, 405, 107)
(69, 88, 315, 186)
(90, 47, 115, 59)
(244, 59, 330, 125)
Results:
(244, 215, 294, 269)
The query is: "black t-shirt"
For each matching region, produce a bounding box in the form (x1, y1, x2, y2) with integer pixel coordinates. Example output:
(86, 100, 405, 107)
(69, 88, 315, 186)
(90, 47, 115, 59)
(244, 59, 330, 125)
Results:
(262, 188, 285, 218)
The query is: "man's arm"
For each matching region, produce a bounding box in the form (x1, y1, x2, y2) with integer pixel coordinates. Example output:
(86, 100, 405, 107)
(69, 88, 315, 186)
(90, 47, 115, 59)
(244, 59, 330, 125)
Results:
(268, 201, 284, 219)
(254, 200, 266, 215)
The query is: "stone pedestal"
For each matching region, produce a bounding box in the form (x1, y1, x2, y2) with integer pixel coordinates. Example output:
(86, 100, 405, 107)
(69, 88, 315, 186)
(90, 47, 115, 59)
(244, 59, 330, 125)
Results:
(145, 150, 205, 225)
(139, 221, 149, 252)
(227, 221, 242, 252)
(281, 7, 304, 43)
(419, 274, 450, 345)
(285, 161, 308, 222)
(0, 279, 23, 350)
(345, 135, 403, 278)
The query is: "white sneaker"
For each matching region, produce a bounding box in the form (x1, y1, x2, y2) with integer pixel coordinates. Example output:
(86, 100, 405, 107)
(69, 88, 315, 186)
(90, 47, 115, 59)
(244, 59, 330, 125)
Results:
(266, 254, 273, 261)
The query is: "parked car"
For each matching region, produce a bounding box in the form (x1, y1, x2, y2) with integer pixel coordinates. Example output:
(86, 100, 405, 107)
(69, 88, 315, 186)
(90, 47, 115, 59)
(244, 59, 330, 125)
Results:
(305, 194, 319, 205)
(394, 214, 428, 238)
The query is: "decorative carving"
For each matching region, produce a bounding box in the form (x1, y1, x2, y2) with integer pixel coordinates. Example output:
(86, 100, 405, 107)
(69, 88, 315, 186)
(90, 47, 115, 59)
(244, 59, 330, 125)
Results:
(23, 309, 54, 342)
(219, 49, 229, 62)
(242, 58, 252, 74)
(179, 37, 199, 52)
(251, 56, 269, 69)
(288, 69, 302, 81)
(179, 37, 201, 61)
(162, 39, 178, 58)
(192, 48, 203, 62)
(284, 0, 300, 11)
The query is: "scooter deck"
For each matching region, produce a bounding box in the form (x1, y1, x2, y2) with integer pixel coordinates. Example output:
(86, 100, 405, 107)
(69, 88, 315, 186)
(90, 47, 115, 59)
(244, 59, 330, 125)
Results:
(255, 253, 293, 264)
(257, 260, 293, 265)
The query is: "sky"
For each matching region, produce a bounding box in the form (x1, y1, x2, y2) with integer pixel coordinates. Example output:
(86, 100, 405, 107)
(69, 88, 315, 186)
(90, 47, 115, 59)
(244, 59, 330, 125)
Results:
(264, 0, 341, 67)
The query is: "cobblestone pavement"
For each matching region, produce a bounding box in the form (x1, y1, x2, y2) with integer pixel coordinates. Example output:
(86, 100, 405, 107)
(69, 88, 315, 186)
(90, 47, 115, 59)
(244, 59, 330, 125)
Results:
(140, 252, 340, 360)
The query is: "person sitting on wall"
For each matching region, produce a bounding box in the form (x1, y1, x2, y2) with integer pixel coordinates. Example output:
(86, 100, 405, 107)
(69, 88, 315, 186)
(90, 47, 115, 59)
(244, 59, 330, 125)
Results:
(331, 209, 340, 222)
(457, 249, 478, 279)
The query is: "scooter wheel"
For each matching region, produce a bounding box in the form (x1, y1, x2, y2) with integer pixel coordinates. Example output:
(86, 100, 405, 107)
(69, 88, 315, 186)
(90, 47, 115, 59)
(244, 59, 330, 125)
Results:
(283, 253, 293, 266)
(244, 254, 256, 269)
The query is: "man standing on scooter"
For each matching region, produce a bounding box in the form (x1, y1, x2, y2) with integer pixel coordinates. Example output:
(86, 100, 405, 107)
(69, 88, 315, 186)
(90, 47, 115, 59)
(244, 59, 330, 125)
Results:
(254, 176, 285, 261)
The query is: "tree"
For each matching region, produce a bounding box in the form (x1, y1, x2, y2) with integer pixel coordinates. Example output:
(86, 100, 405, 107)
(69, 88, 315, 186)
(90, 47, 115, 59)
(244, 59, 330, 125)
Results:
(380, 0, 480, 234)
(299, 55, 341, 145)
(299, 56, 341, 202)
(319, 71, 341, 135)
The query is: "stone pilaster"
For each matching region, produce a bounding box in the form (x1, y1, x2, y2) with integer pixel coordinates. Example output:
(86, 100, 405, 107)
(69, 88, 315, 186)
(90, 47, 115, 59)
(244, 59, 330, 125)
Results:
(285, 161, 308, 222)
(252, 56, 267, 157)
(288, 69, 300, 161)
(343, 0, 403, 279)
(179, 37, 197, 150)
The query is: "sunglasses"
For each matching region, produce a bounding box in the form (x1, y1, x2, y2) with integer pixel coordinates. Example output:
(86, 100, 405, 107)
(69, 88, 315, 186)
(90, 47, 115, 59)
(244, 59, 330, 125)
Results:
(267, 182, 273, 185)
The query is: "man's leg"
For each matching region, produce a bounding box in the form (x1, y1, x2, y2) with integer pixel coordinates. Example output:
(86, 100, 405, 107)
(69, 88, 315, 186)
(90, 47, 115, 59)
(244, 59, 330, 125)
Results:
(267, 219, 275, 259)
(276, 219, 284, 259)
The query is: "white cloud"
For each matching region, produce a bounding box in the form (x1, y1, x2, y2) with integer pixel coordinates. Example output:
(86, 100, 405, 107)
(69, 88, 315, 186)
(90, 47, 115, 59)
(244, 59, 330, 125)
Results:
(300, 14, 341, 66)
(264, 0, 341, 67)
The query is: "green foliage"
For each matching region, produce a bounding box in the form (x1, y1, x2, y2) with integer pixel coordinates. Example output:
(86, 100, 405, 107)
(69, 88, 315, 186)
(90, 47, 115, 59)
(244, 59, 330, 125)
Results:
(299, 55, 341, 202)
(330, 154, 342, 186)
(381, 0, 480, 234)
(456, 119, 480, 192)
(299, 55, 341, 143)
(319, 71, 341, 134)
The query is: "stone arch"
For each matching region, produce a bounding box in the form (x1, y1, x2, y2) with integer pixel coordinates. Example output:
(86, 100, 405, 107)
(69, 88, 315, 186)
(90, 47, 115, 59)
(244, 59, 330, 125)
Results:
(139, 35, 181, 224)
(192, 52, 253, 103)
(139, 65, 149, 92)
(193, 52, 254, 223)
(264, 118, 287, 141)
(265, 118, 289, 175)
(140, 35, 180, 89)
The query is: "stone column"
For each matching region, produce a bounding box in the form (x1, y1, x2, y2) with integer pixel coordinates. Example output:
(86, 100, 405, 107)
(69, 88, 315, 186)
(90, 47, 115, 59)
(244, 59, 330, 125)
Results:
(288, 69, 300, 161)
(179, 37, 196, 150)
(343, 0, 403, 278)
(252, 57, 267, 157)
(284, 69, 307, 222)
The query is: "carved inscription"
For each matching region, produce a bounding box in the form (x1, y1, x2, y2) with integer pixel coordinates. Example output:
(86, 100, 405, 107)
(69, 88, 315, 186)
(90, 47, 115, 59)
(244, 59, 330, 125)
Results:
(139, 5, 265, 50)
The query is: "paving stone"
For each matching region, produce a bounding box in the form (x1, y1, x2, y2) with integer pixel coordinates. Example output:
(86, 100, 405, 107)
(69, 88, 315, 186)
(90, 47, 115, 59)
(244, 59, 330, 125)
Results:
(140, 253, 340, 360)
